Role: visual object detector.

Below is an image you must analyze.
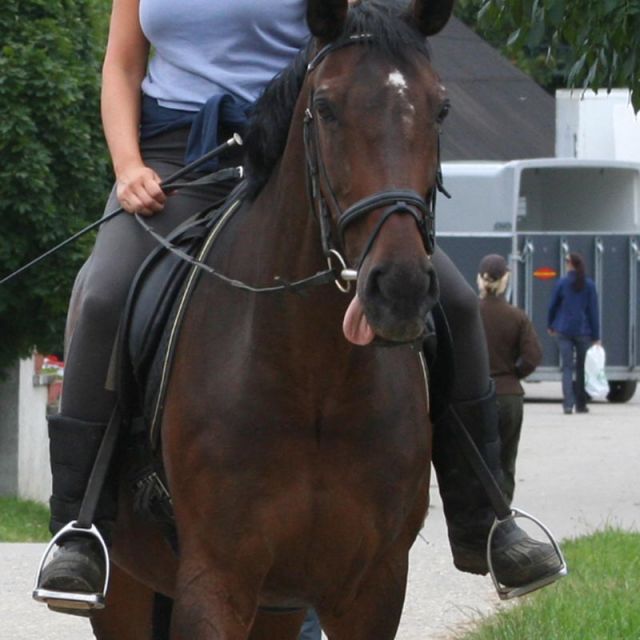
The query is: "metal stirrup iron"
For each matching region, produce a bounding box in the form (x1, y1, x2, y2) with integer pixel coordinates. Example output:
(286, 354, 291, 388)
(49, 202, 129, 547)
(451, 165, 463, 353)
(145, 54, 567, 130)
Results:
(32, 521, 110, 612)
(449, 408, 567, 599)
(32, 406, 122, 611)
(487, 508, 567, 600)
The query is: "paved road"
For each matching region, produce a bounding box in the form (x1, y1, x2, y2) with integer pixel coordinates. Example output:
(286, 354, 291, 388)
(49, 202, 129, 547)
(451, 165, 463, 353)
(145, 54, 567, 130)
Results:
(1, 382, 638, 639)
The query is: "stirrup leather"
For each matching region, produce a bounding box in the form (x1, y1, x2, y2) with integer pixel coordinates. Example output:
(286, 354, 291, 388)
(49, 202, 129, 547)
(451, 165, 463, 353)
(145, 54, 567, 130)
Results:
(32, 521, 110, 612)
(487, 508, 567, 600)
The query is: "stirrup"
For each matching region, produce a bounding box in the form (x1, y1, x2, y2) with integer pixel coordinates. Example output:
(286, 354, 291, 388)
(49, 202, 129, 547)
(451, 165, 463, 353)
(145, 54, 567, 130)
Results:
(487, 508, 567, 600)
(32, 521, 110, 612)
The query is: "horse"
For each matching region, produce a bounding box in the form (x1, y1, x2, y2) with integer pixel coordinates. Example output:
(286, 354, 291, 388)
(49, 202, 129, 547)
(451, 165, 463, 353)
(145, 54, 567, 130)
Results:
(90, 0, 454, 637)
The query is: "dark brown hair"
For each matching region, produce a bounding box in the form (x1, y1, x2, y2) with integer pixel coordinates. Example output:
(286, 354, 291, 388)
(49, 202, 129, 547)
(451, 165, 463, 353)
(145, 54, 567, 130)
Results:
(567, 252, 586, 291)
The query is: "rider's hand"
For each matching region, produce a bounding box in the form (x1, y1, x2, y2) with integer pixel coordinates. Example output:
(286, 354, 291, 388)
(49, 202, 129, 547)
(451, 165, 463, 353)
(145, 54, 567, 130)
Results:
(547, 328, 556, 337)
(116, 165, 166, 216)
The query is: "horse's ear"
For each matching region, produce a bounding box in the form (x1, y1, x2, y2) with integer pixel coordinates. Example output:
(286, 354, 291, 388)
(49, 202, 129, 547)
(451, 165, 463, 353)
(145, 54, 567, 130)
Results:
(409, 0, 455, 36)
(307, 0, 348, 42)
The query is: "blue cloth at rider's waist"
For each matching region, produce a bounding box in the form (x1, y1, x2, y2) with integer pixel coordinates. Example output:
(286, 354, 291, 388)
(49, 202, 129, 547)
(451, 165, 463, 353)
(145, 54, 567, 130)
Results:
(140, 93, 251, 172)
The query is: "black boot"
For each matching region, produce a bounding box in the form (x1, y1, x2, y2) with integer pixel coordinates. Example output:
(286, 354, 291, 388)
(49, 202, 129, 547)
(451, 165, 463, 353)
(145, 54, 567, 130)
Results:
(432, 386, 563, 590)
(34, 414, 116, 615)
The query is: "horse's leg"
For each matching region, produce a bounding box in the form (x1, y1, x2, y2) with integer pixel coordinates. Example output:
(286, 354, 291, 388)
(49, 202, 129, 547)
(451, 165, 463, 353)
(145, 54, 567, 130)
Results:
(248, 609, 308, 640)
(170, 545, 266, 640)
(170, 575, 258, 640)
(90, 563, 157, 640)
(319, 548, 409, 640)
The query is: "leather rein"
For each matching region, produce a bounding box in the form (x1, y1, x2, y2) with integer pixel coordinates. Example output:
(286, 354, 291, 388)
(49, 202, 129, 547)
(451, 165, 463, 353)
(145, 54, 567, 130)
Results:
(118, 34, 450, 296)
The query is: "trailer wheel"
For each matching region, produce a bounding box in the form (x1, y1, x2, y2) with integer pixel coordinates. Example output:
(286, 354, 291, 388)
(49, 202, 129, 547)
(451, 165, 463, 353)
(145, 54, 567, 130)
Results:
(607, 380, 637, 403)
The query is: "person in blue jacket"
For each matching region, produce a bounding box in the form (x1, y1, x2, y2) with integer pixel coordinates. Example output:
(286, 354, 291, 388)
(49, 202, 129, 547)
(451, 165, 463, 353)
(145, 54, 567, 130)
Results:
(547, 252, 601, 414)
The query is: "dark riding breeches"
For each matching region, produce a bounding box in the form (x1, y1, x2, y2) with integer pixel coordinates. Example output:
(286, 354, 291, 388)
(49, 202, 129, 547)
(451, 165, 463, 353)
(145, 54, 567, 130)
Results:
(431, 247, 490, 401)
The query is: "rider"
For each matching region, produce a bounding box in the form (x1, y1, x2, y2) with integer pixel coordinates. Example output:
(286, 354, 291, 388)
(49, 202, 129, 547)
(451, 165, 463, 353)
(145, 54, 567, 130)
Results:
(35, 0, 562, 613)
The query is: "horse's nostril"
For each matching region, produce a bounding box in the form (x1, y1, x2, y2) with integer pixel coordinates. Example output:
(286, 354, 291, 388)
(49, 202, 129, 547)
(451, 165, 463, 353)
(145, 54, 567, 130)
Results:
(365, 264, 387, 299)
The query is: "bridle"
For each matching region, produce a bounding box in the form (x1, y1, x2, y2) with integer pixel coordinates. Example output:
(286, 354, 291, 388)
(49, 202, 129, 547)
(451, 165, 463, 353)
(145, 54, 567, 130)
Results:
(303, 34, 450, 292)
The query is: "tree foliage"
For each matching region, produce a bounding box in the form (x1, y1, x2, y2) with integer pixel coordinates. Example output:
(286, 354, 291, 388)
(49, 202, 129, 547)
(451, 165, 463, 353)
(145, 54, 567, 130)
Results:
(456, 0, 640, 111)
(0, 0, 112, 365)
(455, 0, 563, 92)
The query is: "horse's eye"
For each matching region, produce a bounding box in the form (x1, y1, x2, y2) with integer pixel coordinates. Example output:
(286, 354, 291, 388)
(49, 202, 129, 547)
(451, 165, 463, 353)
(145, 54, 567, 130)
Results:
(314, 98, 337, 123)
(436, 100, 450, 124)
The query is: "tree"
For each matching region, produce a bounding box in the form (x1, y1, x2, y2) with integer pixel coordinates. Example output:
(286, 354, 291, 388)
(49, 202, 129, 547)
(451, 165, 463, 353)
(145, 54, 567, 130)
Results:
(455, 0, 564, 93)
(0, 1, 112, 367)
(457, 0, 640, 111)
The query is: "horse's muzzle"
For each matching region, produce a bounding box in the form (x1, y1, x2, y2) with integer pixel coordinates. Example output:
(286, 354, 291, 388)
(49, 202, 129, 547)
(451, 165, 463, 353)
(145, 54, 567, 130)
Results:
(359, 257, 439, 344)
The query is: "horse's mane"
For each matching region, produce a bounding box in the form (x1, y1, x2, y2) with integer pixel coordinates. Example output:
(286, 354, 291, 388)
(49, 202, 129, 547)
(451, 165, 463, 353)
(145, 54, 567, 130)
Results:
(243, 0, 431, 200)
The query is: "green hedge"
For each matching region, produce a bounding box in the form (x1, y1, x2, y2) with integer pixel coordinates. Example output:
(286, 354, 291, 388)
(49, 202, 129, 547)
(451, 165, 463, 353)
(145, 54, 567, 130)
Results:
(0, 0, 112, 366)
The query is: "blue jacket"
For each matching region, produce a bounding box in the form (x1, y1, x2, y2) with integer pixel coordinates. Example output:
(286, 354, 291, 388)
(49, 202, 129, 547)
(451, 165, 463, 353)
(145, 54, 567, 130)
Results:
(547, 272, 600, 340)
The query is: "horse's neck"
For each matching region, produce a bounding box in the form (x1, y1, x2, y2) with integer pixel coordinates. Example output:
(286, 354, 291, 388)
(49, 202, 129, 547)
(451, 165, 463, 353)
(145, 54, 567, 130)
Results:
(238, 141, 355, 371)
(250, 138, 325, 279)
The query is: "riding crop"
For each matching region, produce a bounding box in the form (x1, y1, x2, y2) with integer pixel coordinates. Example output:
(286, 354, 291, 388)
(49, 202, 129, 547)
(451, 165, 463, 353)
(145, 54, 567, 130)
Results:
(0, 133, 243, 286)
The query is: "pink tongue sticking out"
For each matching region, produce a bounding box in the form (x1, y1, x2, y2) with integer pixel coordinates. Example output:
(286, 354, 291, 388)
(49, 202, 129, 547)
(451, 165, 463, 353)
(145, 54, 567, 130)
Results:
(343, 294, 375, 345)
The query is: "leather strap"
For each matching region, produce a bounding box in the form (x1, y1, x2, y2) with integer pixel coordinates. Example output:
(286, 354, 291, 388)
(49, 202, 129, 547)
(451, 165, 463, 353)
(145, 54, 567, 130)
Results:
(75, 406, 123, 530)
(447, 407, 512, 521)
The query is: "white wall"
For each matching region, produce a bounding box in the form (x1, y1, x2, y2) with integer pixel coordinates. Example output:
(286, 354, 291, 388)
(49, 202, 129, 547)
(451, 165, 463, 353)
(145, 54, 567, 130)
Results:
(0, 357, 52, 503)
(556, 89, 640, 162)
(18, 358, 52, 503)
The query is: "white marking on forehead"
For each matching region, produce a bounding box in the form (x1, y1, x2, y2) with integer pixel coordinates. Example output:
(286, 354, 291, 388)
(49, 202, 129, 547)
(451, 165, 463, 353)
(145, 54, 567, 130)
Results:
(387, 70, 408, 91)
(386, 69, 415, 132)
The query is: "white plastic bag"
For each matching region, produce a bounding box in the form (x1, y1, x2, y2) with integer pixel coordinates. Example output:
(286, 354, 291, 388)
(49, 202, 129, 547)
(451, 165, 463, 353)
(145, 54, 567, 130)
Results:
(584, 344, 609, 399)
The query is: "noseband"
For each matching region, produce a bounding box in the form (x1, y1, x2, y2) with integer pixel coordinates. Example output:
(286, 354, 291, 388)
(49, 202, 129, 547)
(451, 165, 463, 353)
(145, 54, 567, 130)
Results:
(303, 34, 449, 291)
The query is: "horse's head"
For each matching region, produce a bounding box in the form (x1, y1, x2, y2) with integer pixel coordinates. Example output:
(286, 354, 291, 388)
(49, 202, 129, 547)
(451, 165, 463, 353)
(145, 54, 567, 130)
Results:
(305, 0, 453, 345)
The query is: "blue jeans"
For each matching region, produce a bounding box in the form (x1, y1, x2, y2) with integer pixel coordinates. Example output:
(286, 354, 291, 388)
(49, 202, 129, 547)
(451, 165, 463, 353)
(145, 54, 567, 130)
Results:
(557, 334, 591, 411)
(299, 609, 322, 640)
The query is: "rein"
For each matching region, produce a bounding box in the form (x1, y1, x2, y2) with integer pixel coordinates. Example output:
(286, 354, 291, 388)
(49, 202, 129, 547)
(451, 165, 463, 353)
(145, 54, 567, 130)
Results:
(133, 211, 338, 294)
(3, 36, 449, 298)
(136, 33, 451, 293)
(137, 33, 450, 295)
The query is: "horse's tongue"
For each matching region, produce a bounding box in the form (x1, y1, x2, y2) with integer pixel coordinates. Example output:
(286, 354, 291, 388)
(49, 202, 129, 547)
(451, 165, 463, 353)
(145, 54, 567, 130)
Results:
(343, 294, 375, 346)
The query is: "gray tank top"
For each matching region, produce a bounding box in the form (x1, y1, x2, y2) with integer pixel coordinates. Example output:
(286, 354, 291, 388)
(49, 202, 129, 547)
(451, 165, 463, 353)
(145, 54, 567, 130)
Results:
(139, 0, 309, 111)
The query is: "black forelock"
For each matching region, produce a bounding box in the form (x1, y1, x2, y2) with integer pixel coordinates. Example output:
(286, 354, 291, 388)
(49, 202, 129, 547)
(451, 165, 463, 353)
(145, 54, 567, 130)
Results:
(243, 0, 431, 200)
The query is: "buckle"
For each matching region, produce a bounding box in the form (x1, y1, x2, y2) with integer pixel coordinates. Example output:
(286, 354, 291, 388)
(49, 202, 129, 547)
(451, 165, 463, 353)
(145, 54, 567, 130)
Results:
(32, 521, 110, 612)
(487, 508, 568, 600)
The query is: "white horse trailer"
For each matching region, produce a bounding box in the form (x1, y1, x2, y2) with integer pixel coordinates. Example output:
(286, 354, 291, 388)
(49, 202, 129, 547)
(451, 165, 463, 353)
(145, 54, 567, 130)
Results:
(437, 158, 640, 402)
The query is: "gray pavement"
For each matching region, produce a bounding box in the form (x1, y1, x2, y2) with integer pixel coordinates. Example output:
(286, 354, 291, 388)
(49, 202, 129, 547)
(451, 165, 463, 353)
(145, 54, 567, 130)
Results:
(1, 382, 639, 639)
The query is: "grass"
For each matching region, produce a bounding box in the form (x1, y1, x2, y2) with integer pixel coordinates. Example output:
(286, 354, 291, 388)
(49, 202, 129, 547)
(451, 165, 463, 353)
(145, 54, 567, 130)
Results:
(0, 497, 50, 542)
(458, 527, 640, 640)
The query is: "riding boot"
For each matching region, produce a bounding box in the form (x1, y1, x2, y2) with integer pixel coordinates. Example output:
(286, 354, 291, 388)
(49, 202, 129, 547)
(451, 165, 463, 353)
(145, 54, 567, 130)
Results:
(432, 385, 562, 589)
(35, 414, 116, 615)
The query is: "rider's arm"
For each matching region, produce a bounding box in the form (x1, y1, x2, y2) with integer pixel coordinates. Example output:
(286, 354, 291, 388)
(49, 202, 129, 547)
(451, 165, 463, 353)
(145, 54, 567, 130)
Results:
(101, 0, 165, 215)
